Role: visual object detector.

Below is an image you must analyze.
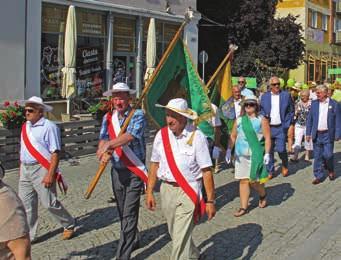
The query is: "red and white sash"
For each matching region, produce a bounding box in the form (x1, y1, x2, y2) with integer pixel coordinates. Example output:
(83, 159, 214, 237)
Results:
(21, 122, 68, 194)
(160, 127, 206, 223)
(106, 112, 148, 183)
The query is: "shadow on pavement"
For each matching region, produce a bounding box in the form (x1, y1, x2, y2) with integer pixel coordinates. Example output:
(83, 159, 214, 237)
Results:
(265, 182, 295, 207)
(68, 223, 170, 259)
(74, 206, 120, 237)
(199, 223, 263, 260)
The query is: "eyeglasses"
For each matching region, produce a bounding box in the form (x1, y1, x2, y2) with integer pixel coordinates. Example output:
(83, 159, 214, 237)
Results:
(238, 81, 245, 84)
(24, 108, 35, 113)
(245, 103, 256, 108)
(271, 83, 280, 87)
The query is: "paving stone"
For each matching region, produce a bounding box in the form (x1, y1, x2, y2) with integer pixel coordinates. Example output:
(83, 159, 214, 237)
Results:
(2, 142, 341, 259)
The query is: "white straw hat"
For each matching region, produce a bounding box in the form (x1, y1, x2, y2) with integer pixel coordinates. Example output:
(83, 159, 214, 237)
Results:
(20, 96, 53, 112)
(155, 98, 198, 120)
(240, 95, 258, 105)
(103, 82, 136, 97)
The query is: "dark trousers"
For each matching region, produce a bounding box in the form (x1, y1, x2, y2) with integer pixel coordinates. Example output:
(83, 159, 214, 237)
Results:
(111, 167, 143, 260)
(267, 126, 288, 173)
(313, 132, 334, 180)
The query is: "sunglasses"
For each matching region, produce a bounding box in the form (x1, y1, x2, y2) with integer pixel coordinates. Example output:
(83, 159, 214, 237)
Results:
(271, 83, 280, 87)
(24, 108, 35, 113)
(238, 81, 245, 84)
(244, 103, 256, 107)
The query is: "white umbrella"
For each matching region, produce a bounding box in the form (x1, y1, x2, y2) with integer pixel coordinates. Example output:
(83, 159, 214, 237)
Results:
(144, 18, 156, 82)
(57, 22, 65, 86)
(62, 5, 77, 100)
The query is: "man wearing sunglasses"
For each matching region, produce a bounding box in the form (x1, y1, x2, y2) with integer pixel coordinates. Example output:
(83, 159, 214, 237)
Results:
(260, 77, 294, 179)
(238, 76, 254, 98)
(18, 96, 75, 241)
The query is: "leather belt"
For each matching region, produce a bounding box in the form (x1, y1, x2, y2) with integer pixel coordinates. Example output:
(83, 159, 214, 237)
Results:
(270, 124, 282, 127)
(317, 130, 328, 134)
(163, 181, 180, 187)
(22, 162, 39, 166)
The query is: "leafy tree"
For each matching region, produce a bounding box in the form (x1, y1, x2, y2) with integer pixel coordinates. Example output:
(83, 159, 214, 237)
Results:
(198, 0, 305, 81)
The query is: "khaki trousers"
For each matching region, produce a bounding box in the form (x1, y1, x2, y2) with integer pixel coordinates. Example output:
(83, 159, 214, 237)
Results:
(18, 164, 75, 241)
(160, 182, 200, 260)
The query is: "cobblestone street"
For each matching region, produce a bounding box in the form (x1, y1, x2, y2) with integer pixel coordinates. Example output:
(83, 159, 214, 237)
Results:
(3, 142, 341, 260)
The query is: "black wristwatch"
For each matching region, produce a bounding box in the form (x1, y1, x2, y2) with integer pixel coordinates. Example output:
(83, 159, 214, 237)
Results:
(206, 200, 216, 205)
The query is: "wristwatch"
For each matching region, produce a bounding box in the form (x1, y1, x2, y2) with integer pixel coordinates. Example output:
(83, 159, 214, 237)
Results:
(206, 200, 216, 205)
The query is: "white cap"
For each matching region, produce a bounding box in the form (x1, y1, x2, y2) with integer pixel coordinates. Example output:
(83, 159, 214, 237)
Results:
(103, 82, 136, 97)
(155, 98, 198, 120)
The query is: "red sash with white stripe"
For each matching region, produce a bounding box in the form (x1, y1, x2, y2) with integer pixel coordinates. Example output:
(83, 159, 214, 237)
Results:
(106, 112, 148, 183)
(21, 122, 68, 194)
(160, 127, 206, 223)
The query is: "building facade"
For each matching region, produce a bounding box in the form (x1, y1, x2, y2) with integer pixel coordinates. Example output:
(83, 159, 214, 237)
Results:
(277, 0, 341, 83)
(0, 0, 199, 119)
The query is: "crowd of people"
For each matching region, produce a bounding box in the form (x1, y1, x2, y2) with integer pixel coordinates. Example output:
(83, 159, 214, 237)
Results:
(0, 76, 340, 259)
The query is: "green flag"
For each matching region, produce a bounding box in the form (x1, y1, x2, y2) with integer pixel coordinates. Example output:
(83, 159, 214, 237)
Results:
(144, 38, 214, 139)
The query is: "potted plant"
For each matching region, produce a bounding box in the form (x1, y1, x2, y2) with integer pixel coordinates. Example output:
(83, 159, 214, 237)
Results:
(87, 99, 111, 120)
(0, 101, 26, 129)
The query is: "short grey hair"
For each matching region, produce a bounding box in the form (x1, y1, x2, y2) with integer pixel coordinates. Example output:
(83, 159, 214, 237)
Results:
(316, 84, 328, 93)
(300, 89, 310, 97)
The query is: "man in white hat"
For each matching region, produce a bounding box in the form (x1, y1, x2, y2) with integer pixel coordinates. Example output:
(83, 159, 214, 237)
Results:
(96, 83, 147, 259)
(146, 98, 216, 260)
(18, 96, 75, 241)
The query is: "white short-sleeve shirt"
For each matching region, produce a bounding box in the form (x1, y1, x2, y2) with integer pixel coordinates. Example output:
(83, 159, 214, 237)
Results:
(150, 124, 212, 182)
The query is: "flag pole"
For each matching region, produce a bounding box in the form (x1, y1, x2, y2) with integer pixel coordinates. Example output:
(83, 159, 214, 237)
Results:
(205, 44, 238, 90)
(84, 19, 188, 199)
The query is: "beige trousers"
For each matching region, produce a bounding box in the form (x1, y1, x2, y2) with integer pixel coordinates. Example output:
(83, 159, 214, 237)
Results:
(160, 182, 200, 260)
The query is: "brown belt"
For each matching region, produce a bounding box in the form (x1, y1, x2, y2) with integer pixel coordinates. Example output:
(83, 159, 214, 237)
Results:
(317, 130, 328, 134)
(163, 181, 180, 187)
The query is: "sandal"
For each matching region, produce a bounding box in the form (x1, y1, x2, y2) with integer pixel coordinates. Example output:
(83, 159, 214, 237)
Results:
(259, 193, 267, 208)
(233, 208, 249, 217)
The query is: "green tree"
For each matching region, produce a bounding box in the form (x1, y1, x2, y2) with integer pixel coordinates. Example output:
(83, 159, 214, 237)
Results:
(198, 0, 305, 81)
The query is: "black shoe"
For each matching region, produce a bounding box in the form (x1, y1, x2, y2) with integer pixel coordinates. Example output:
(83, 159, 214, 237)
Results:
(107, 196, 116, 203)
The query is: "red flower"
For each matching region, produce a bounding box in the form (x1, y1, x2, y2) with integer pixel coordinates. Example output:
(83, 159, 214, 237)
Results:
(10, 111, 17, 117)
(14, 101, 19, 108)
(3, 101, 10, 107)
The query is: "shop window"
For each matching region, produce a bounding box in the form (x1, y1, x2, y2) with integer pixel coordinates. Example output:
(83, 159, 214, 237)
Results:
(308, 62, 315, 82)
(41, 3, 68, 100)
(76, 8, 107, 104)
(322, 15, 328, 31)
(321, 61, 327, 81)
(41, 4, 107, 104)
(142, 20, 180, 77)
(310, 11, 318, 28)
(113, 17, 136, 52)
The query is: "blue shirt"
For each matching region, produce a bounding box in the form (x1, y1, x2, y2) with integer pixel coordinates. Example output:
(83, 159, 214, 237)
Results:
(20, 117, 61, 164)
(99, 107, 146, 169)
(241, 87, 254, 97)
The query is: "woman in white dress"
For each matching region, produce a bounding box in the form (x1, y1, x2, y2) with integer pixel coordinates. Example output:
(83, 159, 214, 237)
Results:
(226, 96, 271, 217)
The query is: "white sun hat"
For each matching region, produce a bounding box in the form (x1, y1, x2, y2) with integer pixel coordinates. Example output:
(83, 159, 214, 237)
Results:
(20, 96, 53, 112)
(240, 95, 258, 105)
(103, 82, 136, 97)
(155, 98, 198, 120)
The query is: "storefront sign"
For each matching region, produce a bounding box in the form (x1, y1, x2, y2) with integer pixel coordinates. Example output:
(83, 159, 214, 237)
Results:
(82, 48, 99, 64)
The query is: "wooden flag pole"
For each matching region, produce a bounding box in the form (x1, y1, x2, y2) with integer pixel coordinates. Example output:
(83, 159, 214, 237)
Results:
(84, 20, 188, 200)
(205, 44, 238, 90)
